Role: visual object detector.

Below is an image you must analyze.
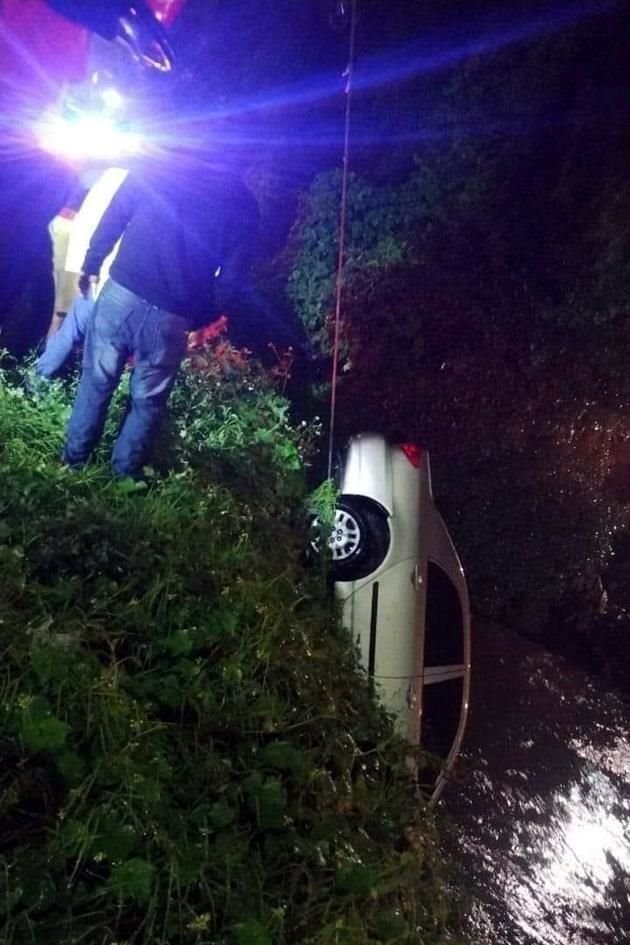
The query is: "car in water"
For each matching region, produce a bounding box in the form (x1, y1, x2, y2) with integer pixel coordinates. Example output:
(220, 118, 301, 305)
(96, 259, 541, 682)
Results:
(316, 433, 471, 804)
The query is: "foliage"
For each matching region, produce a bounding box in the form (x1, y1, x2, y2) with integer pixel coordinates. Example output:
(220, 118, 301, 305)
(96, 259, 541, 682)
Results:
(307, 478, 339, 526)
(286, 167, 445, 358)
(156, 340, 322, 507)
(0, 350, 459, 944)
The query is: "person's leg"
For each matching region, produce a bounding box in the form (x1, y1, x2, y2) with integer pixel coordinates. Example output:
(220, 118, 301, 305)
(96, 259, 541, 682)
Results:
(63, 280, 135, 467)
(111, 308, 189, 478)
(37, 301, 89, 378)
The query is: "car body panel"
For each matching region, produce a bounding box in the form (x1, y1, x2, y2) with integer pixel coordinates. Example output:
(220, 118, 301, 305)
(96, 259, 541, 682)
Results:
(333, 433, 471, 804)
(339, 433, 394, 517)
(337, 557, 419, 725)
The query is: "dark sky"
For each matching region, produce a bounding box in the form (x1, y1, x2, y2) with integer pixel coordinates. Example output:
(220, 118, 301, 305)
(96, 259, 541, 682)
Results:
(155, 0, 618, 121)
(125, 0, 624, 221)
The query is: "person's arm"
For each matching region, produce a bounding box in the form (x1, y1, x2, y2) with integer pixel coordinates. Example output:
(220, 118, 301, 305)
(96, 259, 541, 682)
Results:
(82, 175, 139, 279)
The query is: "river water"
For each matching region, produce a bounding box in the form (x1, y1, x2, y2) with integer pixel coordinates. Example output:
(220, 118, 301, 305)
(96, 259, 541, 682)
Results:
(444, 621, 630, 944)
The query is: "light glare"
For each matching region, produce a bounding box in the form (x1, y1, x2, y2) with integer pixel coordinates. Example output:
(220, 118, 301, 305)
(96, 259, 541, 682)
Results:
(101, 87, 125, 112)
(37, 112, 141, 161)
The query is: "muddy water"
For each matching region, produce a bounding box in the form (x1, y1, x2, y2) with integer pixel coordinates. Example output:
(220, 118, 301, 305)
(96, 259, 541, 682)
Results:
(444, 622, 630, 944)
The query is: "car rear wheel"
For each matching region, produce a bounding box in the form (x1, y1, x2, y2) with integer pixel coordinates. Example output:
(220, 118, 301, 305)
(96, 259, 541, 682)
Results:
(318, 496, 390, 581)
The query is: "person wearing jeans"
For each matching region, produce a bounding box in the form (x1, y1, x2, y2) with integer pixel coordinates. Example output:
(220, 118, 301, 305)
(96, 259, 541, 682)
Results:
(63, 279, 189, 476)
(61, 157, 259, 479)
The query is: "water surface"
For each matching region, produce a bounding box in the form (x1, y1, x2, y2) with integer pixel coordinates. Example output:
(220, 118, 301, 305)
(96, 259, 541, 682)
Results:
(445, 622, 630, 944)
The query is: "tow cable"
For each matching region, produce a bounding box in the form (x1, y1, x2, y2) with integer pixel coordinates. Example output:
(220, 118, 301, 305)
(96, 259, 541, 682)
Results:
(326, 0, 358, 481)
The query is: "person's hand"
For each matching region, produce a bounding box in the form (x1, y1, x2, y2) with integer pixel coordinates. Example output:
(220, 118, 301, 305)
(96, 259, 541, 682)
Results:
(79, 272, 99, 299)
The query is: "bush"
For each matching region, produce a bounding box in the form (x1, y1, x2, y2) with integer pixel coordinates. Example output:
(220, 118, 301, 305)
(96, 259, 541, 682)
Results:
(0, 352, 458, 945)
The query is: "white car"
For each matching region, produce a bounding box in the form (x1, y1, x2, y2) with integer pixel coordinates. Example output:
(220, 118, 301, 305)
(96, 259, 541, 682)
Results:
(321, 433, 471, 804)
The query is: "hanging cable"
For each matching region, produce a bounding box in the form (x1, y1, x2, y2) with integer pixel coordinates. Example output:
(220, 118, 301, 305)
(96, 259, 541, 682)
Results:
(326, 0, 358, 481)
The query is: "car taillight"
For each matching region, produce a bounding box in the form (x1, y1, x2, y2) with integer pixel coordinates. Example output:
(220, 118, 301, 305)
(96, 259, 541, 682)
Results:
(397, 443, 422, 468)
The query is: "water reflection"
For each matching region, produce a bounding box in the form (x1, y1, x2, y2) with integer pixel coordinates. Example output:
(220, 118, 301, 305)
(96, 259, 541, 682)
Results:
(509, 770, 630, 943)
(445, 623, 630, 945)
(546, 775, 627, 890)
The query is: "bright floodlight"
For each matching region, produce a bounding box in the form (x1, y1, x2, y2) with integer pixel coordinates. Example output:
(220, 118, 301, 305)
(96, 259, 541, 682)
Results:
(37, 112, 141, 162)
(101, 87, 125, 112)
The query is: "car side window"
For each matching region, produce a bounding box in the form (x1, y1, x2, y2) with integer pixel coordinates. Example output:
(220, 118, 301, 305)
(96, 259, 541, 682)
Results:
(420, 562, 465, 762)
(424, 561, 464, 667)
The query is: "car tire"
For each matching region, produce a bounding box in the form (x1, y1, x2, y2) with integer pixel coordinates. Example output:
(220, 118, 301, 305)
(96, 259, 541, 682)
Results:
(323, 496, 390, 581)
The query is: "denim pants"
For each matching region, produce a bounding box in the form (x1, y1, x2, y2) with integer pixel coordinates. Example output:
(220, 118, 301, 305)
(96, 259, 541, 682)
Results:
(63, 279, 189, 478)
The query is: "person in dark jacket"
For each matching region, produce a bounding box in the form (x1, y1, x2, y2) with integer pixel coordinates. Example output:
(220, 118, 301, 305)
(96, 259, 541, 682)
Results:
(62, 161, 259, 478)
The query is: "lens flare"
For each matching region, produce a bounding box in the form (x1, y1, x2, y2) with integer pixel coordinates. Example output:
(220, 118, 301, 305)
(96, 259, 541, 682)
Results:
(100, 87, 125, 113)
(36, 112, 141, 162)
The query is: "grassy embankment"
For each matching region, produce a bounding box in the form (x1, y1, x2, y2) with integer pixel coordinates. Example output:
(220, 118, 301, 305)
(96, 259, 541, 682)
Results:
(0, 348, 459, 945)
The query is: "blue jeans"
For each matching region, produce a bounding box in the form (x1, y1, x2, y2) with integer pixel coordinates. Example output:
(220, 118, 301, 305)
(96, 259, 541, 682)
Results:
(63, 279, 189, 478)
(37, 295, 95, 378)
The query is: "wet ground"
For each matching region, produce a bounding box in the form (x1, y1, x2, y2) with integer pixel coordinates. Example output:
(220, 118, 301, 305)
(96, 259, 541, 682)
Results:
(444, 621, 630, 944)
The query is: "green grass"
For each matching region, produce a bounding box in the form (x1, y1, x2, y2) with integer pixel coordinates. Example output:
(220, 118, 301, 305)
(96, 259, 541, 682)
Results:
(0, 352, 460, 945)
